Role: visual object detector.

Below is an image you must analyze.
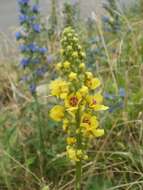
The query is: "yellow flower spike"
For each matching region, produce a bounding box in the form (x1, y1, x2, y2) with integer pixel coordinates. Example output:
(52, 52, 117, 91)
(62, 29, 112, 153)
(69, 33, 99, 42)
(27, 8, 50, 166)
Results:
(49, 79, 69, 99)
(63, 61, 71, 69)
(50, 27, 108, 177)
(50, 105, 65, 122)
(69, 72, 77, 81)
(67, 137, 77, 145)
(49, 27, 109, 190)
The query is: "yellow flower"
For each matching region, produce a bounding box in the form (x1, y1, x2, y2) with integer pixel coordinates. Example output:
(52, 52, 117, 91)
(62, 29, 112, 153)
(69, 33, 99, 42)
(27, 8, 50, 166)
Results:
(72, 51, 78, 58)
(87, 94, 109, 111)
(63, 61, 71, 69)
(81, 113, 100, 138)
(80, 52, 86, 58)
(65, 92, 82, 111)
(67, 46, 72, 51)
(66, 146, 83, 162)
(76, 149, 83, 159)
(85, 72, 93, 79)
(66, 146, 79, 162)
(79, 63, 85, 70)
(67, 137, 77, 145)
(50, 105, 65, 122)
(94, 129, 105, 137)
(62, 119, 69, 131)
(85, 77, 101, 90)
(79, 86, 88, 97)
(69, 72, 77, 81)
(56, 62, 62, 70)
(73, 37, 78, 42)
(50, 79, 69, 99)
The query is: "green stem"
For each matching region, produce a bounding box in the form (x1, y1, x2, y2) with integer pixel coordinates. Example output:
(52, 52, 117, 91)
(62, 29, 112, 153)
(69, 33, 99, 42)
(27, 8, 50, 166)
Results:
(76, 161, 82, 190)
(75, 109, 82, 190)
(33, 93, 45, 155)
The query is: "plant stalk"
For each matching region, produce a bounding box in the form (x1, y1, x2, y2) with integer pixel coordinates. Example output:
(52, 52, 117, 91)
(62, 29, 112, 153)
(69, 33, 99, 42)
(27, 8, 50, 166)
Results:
(75, 108, 82, 190)
(33, 93, 45, 155)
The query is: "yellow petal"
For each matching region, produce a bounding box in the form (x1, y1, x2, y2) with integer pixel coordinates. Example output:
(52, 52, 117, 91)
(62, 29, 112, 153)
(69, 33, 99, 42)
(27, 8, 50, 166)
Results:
(93, 105, 109, 111)
(50, 105, 65, 122)
(94, 129, 105, 137)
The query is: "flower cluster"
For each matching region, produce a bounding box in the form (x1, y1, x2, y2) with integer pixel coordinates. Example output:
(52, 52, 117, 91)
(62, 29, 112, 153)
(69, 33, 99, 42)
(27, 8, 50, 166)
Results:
(49, 27, 108, 163)
(16, 0, 48, 94)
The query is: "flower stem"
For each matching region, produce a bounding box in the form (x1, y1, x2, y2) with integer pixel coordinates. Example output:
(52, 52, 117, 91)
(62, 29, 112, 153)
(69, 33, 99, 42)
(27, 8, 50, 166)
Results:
(75, 109, 82, 190)
(33, 93, 45, 155)
(76, 161, 82, 190)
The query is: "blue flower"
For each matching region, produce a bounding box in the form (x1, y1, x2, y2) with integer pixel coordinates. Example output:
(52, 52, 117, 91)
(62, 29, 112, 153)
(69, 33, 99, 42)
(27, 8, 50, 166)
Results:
(20, 58, 30, 68)
(33, 58, 40, 64)
(104, 93, 115, 100)
(119, 88, 125, 97)
(29, 83, 36, 94)
(28, 43, 38, 52)
(102, 15, 110, 23)
(39, 47, 48, 54)
(19, 44, 29, 52)
(18, 0, 29, 5)
(36, 67, 46, 77)
(109, 102, 124, 113)
(15, 31, 22, 40)
(30, 16, 37, 21)
(20, 75, 30, 83)
(32, 24, 41, 33)
(19, 14, 28, 24)
(32, 4, 40, 13)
